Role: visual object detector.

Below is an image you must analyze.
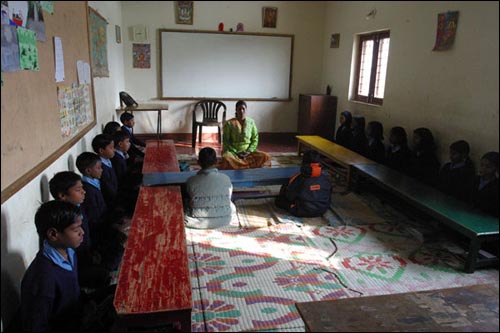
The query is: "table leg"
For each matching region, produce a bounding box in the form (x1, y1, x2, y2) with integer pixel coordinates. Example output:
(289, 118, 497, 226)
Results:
(465, 236, 480, 273)
(157, 110, 161, 139)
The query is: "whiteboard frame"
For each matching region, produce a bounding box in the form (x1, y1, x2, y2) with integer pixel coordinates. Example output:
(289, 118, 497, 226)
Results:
(159, 29, 294, 101)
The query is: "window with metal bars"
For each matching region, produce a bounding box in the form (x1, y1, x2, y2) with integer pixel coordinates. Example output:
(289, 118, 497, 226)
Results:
(353, 30, 390, 105)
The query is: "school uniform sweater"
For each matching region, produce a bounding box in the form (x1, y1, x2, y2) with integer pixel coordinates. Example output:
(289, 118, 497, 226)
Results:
(472, 177, 499, 217)
(100, 161, 118, 208)
(386, 144, 412, 174)
(438, 158, 475, 203)
(21, 248, 80, 332)
(335, 125, 353, 150)
(367, 139, 386, 164)
(81, 180, 107, 235)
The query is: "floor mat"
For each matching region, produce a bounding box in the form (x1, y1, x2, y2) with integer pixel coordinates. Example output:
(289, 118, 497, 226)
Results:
(186, 198, 499, 332)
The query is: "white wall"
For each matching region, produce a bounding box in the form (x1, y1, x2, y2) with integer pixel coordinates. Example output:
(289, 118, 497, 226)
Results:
(0, 1, 124, 328)
(121, 1, 327, 134)
(322, 1, 499, 164)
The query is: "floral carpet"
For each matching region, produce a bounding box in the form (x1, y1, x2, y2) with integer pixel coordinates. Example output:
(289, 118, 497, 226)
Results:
(186, 195, 499, 332)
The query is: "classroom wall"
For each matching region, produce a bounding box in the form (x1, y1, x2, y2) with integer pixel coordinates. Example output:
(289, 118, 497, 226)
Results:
(322, 1, 499, 164)
(0, 1, 124, 328)
(120, 1, 327, 134)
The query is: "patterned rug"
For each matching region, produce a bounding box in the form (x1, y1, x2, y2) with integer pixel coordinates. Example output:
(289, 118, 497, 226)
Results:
(187, 195, 499, 332)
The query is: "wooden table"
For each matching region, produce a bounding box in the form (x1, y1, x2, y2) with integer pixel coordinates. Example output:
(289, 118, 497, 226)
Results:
(142, 166, 300, 188)
(116, 103, 169, 139)
(355, 163, 499, 273)
(142, 139, 179, 174)
(114, 186, 191, 331)
(296, 135, 375, 185)
(296, 284, 499, 332)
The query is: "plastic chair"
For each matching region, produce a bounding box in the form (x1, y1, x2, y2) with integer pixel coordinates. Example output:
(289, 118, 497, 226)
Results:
(192, 100, 227, 148)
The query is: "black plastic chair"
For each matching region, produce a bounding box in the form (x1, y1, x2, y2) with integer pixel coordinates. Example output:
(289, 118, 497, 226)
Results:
(192, 100, 227, 148)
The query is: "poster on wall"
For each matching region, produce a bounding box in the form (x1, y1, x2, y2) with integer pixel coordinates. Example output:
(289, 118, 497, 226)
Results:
(433, 11, 459, 51)
(88, 6, 109, 77)
(133, 43, 151, 68)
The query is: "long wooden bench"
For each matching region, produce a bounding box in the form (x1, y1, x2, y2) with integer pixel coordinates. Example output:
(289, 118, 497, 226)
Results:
(355, 163, 499, 273)
(142, 139, 179, 174)
(114, 186, 191, 331)
(142, 166, 300, 188)
(296, 135, 376, 185)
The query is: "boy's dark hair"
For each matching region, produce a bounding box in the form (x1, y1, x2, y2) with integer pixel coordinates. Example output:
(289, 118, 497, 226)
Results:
(113, 130, 131, 146)
(481, 151, 499, 170)
(120, 112, 134, 124)
(103, 121, 122, 135)
(352, 115, 366, 132)
(35, 200, 81, 239)
(49, 171, 82, 200)
(76, 152, 101, 175)
(302, 150, 320, 164)
(235, 100, 247, 109)
(413, 127, 435, 150)
(390, 126, 408, 145)
(198, 147, 217, 169)
(92, 134, 114, 153)
(367, 121, 384, 140)
(450, 140, 470, 155)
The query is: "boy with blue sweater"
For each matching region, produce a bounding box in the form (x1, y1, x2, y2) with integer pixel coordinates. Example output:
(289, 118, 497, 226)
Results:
(21, 201, 84, 331)
(91, 134, 118, 209)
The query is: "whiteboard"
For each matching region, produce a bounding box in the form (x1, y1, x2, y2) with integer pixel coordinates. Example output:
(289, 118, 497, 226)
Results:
(160, 30, 293, 100)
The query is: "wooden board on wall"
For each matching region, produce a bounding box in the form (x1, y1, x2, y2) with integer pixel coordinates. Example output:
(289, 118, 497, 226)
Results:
(1, 2, 96, 203)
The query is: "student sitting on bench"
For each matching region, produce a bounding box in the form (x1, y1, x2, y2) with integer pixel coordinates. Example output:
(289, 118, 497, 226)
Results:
(184, 147, 236, 229)
(472, 151, 499, 217)
(275, 150, 332, 217)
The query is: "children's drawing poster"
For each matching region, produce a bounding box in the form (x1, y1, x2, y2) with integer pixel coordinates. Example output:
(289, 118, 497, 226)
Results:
(57, 84, 92, 138)
(1, 20, 21, 72)
(26, 1, 46, 42)
(17, 26, 39, 70)
(41, 1, 53, 15)
(88, 7, 109, 77)
(8, 1, 28, 27)
(433, 11, 459, 51)
(132, 43, 151, 68)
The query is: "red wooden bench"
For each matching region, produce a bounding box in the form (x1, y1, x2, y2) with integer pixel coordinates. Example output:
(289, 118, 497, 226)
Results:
(114, 186, 191, 331)
(142, 139, 179, 174)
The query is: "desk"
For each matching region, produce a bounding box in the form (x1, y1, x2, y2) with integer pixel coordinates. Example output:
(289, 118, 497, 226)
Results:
(355, 163, 499, 273)
(296, 135, 376, 185)
(116, 103, 169, 139)
(296, 284, 499, 332)
(142, 139, 179, 174)
(142, 166, 300, 188)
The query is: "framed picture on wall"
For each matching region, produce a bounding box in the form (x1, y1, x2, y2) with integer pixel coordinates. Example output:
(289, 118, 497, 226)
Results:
(262, 7, 277, 28)
(175, 1, 193, 25)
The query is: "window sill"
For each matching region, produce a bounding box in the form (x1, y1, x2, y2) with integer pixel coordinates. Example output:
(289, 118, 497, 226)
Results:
(349, 99, 383, 108)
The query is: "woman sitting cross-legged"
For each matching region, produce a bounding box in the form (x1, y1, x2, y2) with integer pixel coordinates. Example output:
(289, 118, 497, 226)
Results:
(219, 100, 271, 170)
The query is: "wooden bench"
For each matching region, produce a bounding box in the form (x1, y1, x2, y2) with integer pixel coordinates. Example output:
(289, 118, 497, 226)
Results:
(296, 284, 499, 332)
(142, 166, 300, 188)
(142, 139, 179, 174)
(113, 186, 191, 331)
(296, 135, 376, 185)
(355, 163, 499, 273)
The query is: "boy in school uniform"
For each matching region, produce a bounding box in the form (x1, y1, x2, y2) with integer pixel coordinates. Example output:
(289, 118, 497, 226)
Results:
(49, 171, 110, 289)
(20, 201, 84, 332)
(275, 150, 332, 217)
(92, 134, 118, 209)
(21, 201, 117, 332)
(76, 152, 124, 272)
(120, 112, 145, 164)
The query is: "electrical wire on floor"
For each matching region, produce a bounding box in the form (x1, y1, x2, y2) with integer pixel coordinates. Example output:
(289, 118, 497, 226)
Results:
(315, 237, 364, 297)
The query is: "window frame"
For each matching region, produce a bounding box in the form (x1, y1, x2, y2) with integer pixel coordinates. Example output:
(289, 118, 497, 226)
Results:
(353, 30, 390, 106)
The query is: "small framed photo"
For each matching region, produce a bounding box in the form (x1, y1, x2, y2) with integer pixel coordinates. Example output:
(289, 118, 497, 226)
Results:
(175, 1, 193, 25)
(330, 33, 340, 48)
(115, 25, 121, 44)
(262, 7, 277, 28)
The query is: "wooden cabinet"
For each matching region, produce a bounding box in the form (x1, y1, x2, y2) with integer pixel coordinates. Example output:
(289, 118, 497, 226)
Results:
(298, 94, 337, 141)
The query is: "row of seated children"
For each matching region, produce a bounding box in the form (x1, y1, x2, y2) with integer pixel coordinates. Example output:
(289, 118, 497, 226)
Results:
(16, 116, 147, 331)
(335, 110, 499, 217)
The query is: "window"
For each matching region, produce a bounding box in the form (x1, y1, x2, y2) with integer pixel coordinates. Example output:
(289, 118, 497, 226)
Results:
(353, 30, 390, 105)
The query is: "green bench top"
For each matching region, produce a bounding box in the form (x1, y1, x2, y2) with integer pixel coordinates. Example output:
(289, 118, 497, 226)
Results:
(355, 163, 498, 237)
